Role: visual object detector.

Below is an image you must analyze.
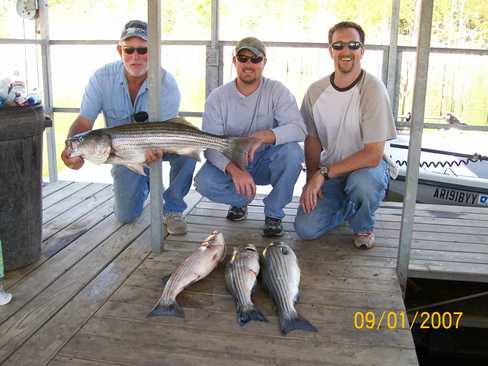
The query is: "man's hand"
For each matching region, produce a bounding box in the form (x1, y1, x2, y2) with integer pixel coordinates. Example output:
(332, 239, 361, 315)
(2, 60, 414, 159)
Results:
(227, 164, 256, 200)
(247, 139, 263, 163)
(300, 170, 325, 214)
(144, 148, 164, 164)
(61, 147, 84, 170)
(247, 130, 275, 163)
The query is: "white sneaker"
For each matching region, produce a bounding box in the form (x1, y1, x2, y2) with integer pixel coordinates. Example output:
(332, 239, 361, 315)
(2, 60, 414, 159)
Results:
(164, 213, 187, 235)
(353, 232, 375, 249)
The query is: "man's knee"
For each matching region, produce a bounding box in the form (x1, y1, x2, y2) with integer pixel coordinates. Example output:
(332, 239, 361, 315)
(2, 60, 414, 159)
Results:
(194, 164, 220, 197)
(276, 143, 303, 165)
(346, 170, 384, 203)
(294, 212, 321, 240)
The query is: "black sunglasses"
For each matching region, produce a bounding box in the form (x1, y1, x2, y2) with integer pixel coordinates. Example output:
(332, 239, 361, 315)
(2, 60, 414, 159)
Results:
(236, 54, 264, 64)
(123, 46, 148, 55)
(330, 41, 363, 51)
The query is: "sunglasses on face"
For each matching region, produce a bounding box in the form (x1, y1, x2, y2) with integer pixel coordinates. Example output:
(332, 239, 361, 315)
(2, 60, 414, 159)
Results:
(236, 54, 264, 64)
(330, 41, 363, 51)
(123, 46, 148, 55)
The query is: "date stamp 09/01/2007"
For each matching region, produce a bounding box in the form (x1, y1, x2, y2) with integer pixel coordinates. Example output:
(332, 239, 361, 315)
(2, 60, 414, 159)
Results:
(353, 310, 463, 330)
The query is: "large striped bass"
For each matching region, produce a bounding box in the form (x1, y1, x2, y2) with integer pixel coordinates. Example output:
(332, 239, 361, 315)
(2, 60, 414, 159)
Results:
(148, 231, 225, 318)
(66, 118, 259, 175)
(225, 244, 267, 326)
(261, 242, 317, 335)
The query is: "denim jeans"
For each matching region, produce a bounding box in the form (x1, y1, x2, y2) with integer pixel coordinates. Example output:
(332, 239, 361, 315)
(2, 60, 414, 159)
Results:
(112, 154, 196, 223)
(194, 143, 303, 219)
(294, 160, 389, 240)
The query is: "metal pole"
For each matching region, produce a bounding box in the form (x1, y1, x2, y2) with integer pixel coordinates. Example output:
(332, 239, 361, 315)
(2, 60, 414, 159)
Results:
(148, 0, 165, 254)
(394, 50, 403, 122)
(38, 0, 57, 182)
(387, 0, 400, 122)
(205, 0, 221, 97)
(396, 0, 434, 297)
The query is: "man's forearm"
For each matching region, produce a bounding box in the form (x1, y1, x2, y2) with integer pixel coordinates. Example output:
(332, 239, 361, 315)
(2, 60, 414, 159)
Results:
(67, 115, 94, 137)
(225, 162, 242, 177)
(304, 136, 322, 181)
(250, 130, 276, 144)
(328, 142, 385, 178)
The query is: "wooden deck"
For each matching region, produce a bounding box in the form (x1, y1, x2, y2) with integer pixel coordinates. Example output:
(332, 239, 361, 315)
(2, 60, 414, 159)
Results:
(7, 180, 485, 365)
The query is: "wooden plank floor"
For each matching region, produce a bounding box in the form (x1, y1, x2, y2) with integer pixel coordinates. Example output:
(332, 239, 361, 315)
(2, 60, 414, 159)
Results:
(10, 180, 487, 365)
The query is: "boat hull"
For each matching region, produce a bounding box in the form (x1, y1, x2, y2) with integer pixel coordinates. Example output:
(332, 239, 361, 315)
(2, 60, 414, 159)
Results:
(390, 174, 488, 207)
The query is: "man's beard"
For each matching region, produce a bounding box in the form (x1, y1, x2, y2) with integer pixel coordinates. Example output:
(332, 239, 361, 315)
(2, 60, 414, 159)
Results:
(337, 59, 355, 74)
(126, 63, 148, 77)
(238, 69, 257, 84)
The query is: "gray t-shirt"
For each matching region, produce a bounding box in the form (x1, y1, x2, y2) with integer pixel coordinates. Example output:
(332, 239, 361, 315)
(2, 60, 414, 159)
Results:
(301, 70, 396, 166)
(203, 77, 306, 171)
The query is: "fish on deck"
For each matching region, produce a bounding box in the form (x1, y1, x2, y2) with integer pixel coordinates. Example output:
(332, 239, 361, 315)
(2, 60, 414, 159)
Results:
(148, 231, 226, 318)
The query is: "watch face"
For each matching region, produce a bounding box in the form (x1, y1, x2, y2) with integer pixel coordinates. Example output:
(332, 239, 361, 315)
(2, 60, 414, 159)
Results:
(16, 0, 38, 20)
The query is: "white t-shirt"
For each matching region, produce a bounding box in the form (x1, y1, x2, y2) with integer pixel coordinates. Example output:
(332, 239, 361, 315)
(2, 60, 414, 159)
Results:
(301, 70, 396, 166)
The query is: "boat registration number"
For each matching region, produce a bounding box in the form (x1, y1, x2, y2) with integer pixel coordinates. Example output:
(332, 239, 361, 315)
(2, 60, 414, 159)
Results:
(433, 188, 488, 206)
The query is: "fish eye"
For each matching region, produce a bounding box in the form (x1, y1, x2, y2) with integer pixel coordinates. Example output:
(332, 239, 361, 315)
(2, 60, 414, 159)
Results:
(280, 247, 289, 255)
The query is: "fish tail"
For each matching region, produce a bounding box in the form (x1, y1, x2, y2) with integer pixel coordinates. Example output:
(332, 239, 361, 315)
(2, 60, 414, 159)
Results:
(147, 300, 185, 318)
(225, 137, 260, 168)
(279, 313, 318, 335)
(237, 305, 268, 326)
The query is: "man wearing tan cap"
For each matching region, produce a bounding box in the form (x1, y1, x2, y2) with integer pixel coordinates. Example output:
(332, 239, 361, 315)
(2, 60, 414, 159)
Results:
(195, 37, 306, 237)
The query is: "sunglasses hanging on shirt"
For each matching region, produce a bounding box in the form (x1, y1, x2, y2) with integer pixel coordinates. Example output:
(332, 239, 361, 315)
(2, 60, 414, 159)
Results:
(133, 111, 148, 122)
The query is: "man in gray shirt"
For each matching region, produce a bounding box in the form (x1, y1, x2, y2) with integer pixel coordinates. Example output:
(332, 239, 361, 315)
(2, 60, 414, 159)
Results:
(194, 37, 306, 237)
(294, 21, 397, 249)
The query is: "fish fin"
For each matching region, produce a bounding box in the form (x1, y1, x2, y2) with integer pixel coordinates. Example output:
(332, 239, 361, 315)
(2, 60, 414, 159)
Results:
(125, 164, 146, 176)
(237, 305, 268, 326)
(223, 137, 261, 168)
(148, 300, 185, 318)
(166, 117, 198, 129)
(160, 274, 171, 286)
(86, 153, 110, 165)
(251, 282, 258, 296)
(294, 292, 301, 304)
(279, 313, 318, 335)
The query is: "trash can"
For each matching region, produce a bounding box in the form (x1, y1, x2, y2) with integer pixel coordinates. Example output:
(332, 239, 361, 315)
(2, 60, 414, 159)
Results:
(0, 105, 48, 271)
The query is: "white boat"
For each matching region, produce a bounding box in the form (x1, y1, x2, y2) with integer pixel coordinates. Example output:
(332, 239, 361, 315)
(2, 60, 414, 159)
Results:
(388, 133, 488, 207)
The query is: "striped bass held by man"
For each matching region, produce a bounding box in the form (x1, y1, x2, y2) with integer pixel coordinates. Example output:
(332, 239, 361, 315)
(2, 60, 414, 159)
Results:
(261, 242, 317, 335)
(65, 117, 260, 176)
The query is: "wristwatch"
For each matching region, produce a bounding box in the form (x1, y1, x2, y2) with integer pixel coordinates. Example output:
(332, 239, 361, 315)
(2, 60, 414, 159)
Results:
(319, 166, 329, 179)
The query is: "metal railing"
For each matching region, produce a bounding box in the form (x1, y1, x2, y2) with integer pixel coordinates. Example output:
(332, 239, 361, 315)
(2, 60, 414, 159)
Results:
(3, 9, 488, 175)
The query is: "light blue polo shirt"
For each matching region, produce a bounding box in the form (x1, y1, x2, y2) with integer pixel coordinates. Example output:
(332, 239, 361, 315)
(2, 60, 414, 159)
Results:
(80, 60, 180, 127)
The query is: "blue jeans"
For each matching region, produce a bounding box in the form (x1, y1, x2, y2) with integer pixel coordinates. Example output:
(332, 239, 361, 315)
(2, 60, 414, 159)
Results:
(294, 160, 389, 240)
(195, 143, 303, 219)
(112, 154, 196, 223)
